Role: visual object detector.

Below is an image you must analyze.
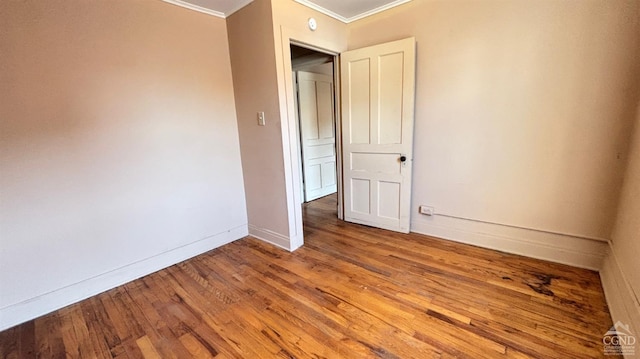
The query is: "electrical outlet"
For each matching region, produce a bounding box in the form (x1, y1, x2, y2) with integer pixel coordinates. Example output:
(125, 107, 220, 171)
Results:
(419, 205, 434, 216)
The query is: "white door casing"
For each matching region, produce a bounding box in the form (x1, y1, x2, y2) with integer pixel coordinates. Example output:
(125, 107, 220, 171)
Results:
(297, 71, 338, 202)
(293, 71, 305, 204)
(340, 37, 416, 233)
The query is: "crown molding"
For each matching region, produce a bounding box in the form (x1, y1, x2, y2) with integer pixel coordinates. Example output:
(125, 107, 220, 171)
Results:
(160, 0, 253, 18)
(161, 0, 225, 18)
(346, 0, 411, 23)
(294, 0, 411, 24)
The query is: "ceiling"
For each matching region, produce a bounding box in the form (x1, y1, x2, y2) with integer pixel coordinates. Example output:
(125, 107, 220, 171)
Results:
(163, 0, 411, 22)
(290, 44, 333, 69)
(161, 0, 254, 18)
(294, 0, 410, 23)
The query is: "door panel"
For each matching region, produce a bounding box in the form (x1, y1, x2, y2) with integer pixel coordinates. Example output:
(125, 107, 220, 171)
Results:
(316, 81, 334, 139)
(341, 37, 416, 233)
(351, 153, 401, 174)
(297, 71, 337, 202)
(348, 59, 371, 145)
(378, 52, 404, 144)
(351, 179, 371, 214)
(306, 143, 334, 159)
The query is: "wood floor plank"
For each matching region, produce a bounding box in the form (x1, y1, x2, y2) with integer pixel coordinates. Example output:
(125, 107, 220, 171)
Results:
(0, 194, 619, 358)
(80, 298, 118, 359)
(135, 335, 161, 359)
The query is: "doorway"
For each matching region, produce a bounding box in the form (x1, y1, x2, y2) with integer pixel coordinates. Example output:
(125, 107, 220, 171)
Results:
(290, 44, 340, 218)
(278, 33, 416, 250)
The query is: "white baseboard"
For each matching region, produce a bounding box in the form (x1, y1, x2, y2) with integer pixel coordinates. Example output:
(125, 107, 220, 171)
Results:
(0, 224, 248, 332)
(411, 215, 608, 270)
(248, 225, 292, 251)
(600, 244, 640, 358)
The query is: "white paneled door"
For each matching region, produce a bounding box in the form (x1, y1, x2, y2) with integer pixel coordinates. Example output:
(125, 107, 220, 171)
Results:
(341, 37, 416, 233)
(297, 71, 337, 202)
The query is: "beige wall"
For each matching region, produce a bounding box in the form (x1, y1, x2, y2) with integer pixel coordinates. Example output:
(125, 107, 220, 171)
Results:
(271, 0, 348, 48)
(227, 0, 347, 248)
(0, 0, 247, 328)
(227, 0, 291, 242)
(610, 102, 640, 316)
(348, 0, 640, 240)
(3, 0, 637, 329)
(271, 0, 348, 247)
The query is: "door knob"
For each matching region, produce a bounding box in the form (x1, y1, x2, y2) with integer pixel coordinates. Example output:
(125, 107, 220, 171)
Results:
(400, 155, 407, 162)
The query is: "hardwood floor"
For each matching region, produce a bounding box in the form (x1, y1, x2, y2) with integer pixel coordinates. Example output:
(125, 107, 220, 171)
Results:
(1, 194, 616, 358)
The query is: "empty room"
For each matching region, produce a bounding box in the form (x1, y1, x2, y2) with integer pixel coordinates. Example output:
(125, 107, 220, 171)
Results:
(1, 0, 639, 358)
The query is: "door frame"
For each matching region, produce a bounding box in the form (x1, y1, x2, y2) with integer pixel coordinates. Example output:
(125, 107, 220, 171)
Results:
(276, 26, 345, 250)
(291, 47, 342, 213)
(294, 69, 338, 203)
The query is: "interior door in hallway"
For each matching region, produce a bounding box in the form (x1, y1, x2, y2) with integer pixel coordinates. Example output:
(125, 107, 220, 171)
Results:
(341, 37, 416, 233)
(297, 71, 337, 202)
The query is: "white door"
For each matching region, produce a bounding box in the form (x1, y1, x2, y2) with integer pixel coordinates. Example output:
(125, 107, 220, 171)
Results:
(297, 71, 337, 202)
(341, 37, 416, 233)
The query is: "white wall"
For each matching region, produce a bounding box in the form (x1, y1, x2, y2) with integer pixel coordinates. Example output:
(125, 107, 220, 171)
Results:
(348, 0, 640, 268)
(0, 0, 247, 330)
